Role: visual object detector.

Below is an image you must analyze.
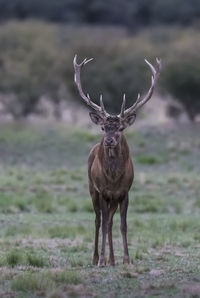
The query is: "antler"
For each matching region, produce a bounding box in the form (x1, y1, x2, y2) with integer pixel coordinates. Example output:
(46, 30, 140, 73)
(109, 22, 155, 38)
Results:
(73, 55, 108, 117)
(120, 58, 162, 118)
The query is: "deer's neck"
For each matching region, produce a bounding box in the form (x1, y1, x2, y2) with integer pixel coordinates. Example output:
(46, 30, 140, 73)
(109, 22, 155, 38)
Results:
(106, 145, 121, 158)
(99, 135, 129, 181)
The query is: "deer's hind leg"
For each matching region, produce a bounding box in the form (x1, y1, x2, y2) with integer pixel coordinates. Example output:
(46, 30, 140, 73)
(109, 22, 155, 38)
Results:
(90, 186, 101, 265)
(98, 196, 109, 267)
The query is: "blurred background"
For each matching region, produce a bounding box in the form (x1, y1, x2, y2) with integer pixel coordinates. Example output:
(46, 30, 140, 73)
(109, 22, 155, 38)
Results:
(1, 2, 200, 297)
(0, 0, 199, 124)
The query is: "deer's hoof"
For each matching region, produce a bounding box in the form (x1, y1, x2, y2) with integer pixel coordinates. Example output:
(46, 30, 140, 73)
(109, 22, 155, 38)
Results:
(123, 256, 130, 265)
(98, 256, 106, 267)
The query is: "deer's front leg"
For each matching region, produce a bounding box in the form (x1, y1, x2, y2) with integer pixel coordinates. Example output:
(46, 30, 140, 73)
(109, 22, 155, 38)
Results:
(120, 195, 130, 264)
(91, 190, 101, 265)
(108, 201, 118, 266)
(98, 197, 108, 267)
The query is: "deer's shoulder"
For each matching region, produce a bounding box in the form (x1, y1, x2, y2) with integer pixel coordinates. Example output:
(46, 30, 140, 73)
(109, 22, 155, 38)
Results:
(88, 143, 100, 165)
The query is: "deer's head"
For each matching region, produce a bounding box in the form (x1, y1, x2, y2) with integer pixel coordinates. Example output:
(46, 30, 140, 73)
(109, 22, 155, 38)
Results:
(89, 114, 135, 148)
(73, 55, 162, 148)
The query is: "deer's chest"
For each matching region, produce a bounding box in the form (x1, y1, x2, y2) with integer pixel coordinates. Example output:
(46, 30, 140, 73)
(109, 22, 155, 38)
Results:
(104, 158, 122, 179)
(93, 167, 128, 200)
(91, 153, 133, 200)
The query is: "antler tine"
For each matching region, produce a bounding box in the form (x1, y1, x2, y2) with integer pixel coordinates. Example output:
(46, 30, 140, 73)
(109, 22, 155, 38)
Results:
(99, 94, 106, 114)
(156, 57, 162, 68)
(123, 58, 162, 117)
(145, 59, 156, 76)
(122, 93, 141, 117)
(119, 94, 126, 118)
(73, 55, 108, 116)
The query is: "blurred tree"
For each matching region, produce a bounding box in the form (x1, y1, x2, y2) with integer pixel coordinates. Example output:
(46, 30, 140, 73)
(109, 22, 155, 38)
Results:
(0, 22, 70, 118)
(0, 0, 200, 28)
(152, 0, 200, 26)
(0, 22, 199, 120)
(83, 0, 133, 26)
(160, 28, 200, 121)
(67, 35, 155, 114)
(162, 61, 200, 121)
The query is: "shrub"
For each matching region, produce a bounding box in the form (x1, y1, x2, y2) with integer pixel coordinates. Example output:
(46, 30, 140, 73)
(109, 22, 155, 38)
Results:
(0, 22, 200, 120)
(0, 21, 71, 119)
(0, 21, 157, 117)
(160, 29, 200, 120)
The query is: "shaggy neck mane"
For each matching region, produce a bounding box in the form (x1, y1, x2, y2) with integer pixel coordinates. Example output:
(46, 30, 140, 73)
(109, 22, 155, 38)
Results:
(98, 134, 129, 181)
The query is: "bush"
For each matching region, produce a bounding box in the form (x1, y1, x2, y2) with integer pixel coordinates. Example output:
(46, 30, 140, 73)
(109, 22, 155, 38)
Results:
(0, 21, 71, 118)
(0, 21, 161, 118)
(160, 29, 200, 120)
(68, 30, 158, 114)
(163, 62, 200, 120)
(0, 22, 200, 120)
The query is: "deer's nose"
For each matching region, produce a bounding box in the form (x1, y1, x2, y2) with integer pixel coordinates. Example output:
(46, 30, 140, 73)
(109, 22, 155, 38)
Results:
(105, 138, 114, 146)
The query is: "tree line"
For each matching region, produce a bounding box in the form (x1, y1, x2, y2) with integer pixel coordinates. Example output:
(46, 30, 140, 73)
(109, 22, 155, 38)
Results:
(0, 22, 200, 121)
(0, 0, 200, 28)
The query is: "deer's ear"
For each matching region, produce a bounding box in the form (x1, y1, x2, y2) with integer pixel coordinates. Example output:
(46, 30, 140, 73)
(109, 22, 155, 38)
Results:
(89, 112, 104, 125)
(123, 114, 136, 128)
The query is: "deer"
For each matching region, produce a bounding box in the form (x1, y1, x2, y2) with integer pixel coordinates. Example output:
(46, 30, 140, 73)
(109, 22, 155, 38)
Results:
(73, 55, 161, 267)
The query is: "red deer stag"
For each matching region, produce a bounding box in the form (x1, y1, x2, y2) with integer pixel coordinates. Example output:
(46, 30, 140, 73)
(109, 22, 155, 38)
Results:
(73, 55, 162, 267)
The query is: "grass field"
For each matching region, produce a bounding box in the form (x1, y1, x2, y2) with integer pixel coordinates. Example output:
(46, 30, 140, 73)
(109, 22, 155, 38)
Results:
(0, 122, 200, 298)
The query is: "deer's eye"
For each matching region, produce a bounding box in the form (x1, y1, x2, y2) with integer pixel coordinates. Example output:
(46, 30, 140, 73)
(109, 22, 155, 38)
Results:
(101, 127, 104, 131)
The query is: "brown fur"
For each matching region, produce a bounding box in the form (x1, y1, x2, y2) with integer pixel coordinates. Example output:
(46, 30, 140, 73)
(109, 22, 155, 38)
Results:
(73, 55, 161, 266)
(88, 132, 134, 266)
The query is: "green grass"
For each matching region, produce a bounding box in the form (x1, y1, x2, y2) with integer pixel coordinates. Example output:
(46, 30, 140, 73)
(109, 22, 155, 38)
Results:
(26, 253, 47, 267)
(0, 122, 200, 297)
(136, 155, 162, 165)
(48, 224, 86, 239)
(11, 272, 54, 292)
(6, 249, 23, 267)
(50, 269, 83, 284)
